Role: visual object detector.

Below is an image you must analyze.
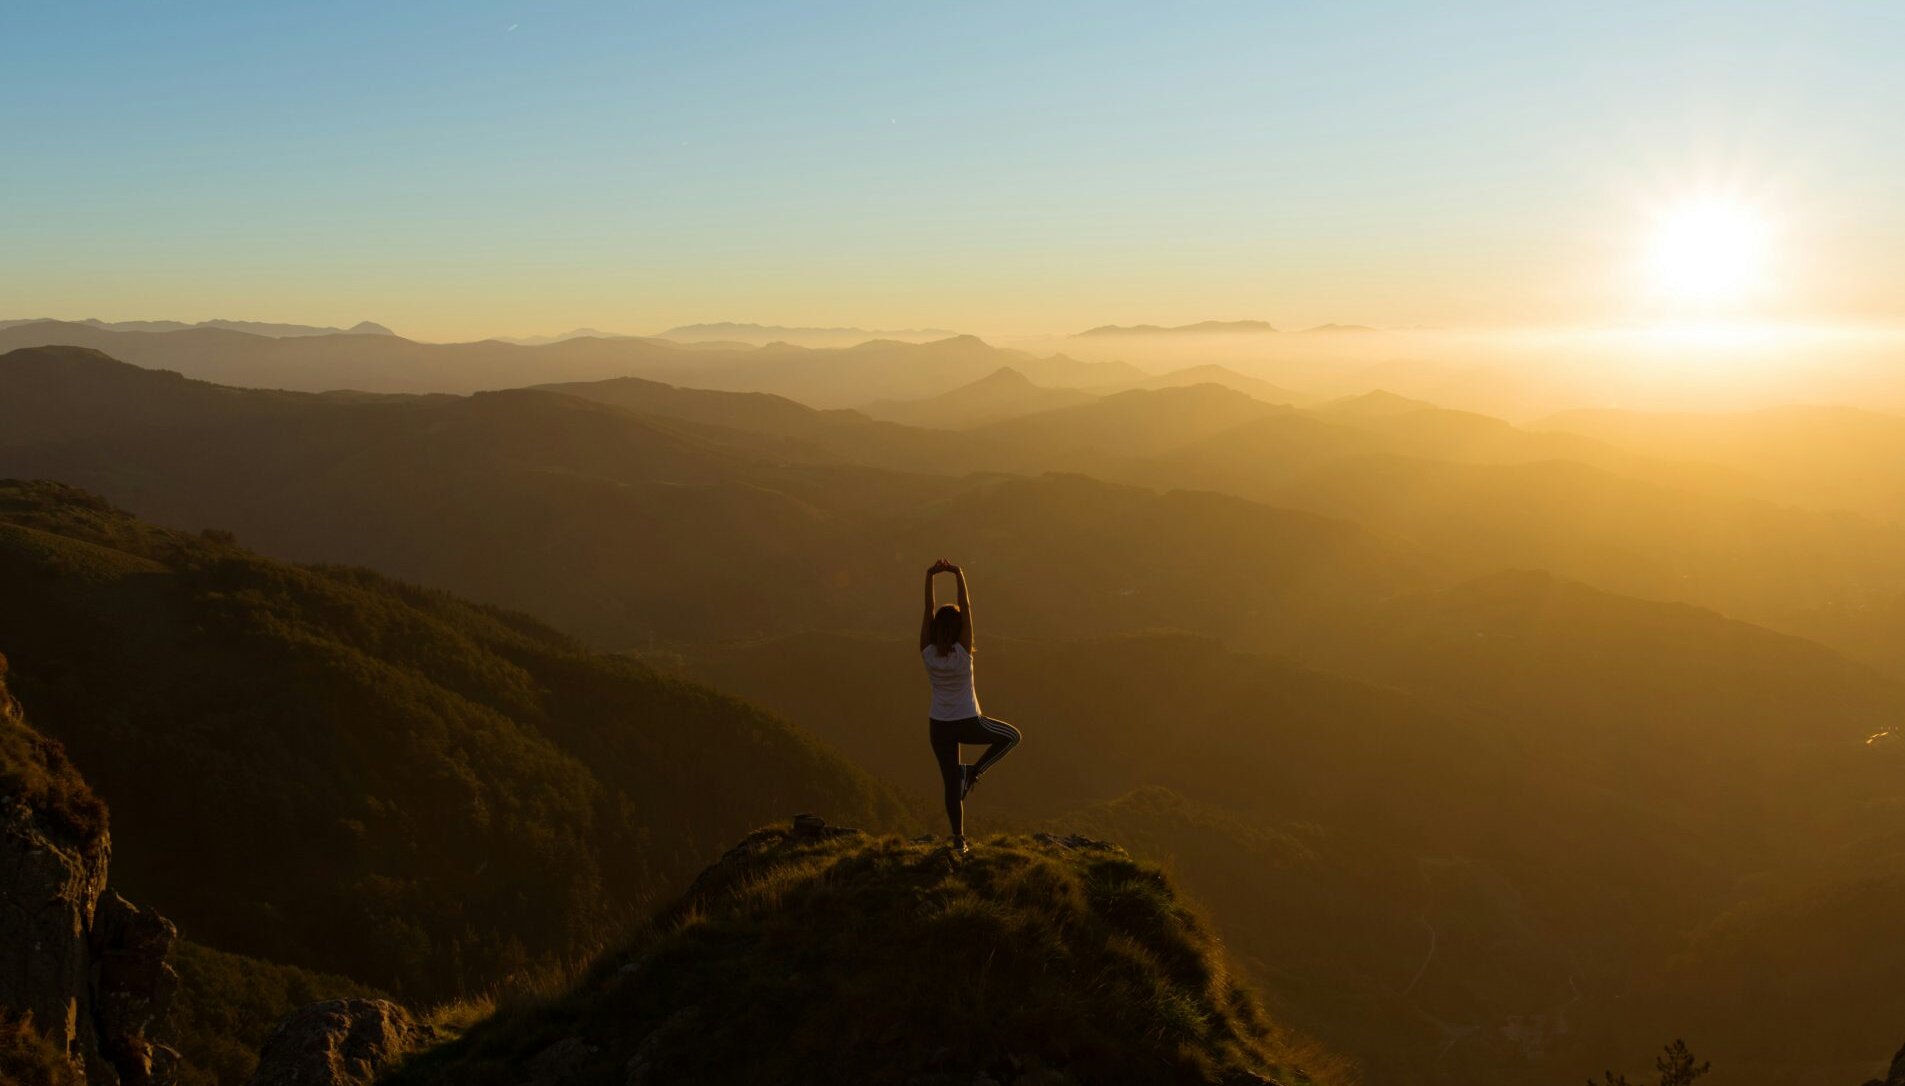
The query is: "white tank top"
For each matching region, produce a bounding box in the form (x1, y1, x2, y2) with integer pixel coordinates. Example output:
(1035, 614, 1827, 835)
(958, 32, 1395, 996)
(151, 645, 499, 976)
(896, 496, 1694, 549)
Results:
(923, 643, 981, 721)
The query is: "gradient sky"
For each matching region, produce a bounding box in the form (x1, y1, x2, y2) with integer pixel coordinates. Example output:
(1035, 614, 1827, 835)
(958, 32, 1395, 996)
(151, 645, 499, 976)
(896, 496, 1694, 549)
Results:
(4, 1, 1900, 341)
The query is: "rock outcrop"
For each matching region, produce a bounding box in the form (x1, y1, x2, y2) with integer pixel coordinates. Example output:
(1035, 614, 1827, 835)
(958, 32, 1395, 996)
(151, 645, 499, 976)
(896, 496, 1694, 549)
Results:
(247, 999, 435, 1086)
(89, 893, 180, 1085)
(0, 653, 179, 1084)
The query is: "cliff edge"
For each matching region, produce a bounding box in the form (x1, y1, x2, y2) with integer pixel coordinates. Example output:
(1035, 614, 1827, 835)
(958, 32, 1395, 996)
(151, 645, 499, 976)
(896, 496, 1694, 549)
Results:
(0, 653, 179, 1085)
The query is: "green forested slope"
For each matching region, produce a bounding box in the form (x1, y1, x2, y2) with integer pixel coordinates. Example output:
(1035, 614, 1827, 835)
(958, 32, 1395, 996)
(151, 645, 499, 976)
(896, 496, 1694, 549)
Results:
(0, 480, 908, 998)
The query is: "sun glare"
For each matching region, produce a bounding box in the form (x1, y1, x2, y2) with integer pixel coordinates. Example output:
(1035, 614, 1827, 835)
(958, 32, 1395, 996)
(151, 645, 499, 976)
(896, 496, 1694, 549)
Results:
(1645, 199, 1772, 306)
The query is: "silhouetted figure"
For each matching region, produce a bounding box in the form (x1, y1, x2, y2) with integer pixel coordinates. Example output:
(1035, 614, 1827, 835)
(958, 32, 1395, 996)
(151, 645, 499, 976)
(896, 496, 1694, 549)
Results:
(921, 559, 1022, 854)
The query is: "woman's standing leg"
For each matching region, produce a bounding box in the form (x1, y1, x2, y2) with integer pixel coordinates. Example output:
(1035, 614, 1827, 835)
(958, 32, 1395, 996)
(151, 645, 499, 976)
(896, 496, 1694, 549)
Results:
(929, 721, 964, 838)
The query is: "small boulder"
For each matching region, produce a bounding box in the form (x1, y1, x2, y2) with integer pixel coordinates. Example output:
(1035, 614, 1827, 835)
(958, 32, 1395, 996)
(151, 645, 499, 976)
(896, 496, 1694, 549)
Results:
(523, 1035, 597, 1085)
(247, 998, 434, 1086)
(623, 1006, 698, 1086)
(1031, 832, 1123, 855)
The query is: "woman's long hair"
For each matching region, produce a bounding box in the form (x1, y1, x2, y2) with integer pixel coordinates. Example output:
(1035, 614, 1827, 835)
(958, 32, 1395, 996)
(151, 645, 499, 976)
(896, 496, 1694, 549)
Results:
(930, 604, 962, 656)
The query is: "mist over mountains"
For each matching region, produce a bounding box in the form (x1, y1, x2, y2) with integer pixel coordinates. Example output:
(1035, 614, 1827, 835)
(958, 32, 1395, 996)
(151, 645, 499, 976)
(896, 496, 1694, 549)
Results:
(3, 330, 1904, 1085)
(0, 320, 1136, 403)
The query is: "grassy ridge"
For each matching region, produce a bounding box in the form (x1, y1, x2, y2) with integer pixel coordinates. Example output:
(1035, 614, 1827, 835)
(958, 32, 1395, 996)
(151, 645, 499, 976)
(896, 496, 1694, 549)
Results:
(391, 826, 1341, 1086)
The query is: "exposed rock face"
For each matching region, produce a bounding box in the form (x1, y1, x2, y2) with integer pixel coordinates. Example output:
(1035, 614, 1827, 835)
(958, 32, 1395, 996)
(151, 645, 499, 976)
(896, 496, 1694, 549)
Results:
(247, 999, 434, 1086)
(0, 655, 179, 1084)
(0, 776, 109, 1070)
(90, 893, 181, 1085)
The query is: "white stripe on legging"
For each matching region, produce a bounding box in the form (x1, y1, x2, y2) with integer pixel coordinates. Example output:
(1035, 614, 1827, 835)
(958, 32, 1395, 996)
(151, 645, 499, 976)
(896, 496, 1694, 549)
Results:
(974, 717, 1019, 773)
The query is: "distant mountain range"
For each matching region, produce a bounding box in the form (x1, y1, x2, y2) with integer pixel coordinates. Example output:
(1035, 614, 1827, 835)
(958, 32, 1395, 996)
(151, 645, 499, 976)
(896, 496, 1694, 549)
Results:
(1110, 362, 1313, 404)
(656, 322, 959, 347)
(1073, 320, 1376, 337)
(0, 320, 1138, 404)
(856, 362, 1316, 429)
(1076, 319, 1279, 336)
(491, 326, 641, 345)
(859, 366, 1096, 428)
(0, 316, 394, 337)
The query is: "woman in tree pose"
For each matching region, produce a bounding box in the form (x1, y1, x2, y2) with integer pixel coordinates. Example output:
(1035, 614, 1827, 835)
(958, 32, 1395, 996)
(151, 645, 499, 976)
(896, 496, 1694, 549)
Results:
(921, 559, 1022, 854)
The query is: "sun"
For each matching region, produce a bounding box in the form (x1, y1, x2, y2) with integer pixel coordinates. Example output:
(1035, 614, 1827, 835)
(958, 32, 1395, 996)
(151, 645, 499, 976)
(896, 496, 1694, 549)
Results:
(1645, 199, 1772, 306)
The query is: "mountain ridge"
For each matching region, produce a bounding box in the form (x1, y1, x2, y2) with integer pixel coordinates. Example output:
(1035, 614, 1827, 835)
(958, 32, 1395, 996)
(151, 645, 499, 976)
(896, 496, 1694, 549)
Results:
(1076, 320, 1279, 337)
(0, 317, 394, 338)
(656, 321, 960, 346)
(384, 818, 1340, 1086)
(860, 365, 1099, 428)
(0, 323, 1136, 403)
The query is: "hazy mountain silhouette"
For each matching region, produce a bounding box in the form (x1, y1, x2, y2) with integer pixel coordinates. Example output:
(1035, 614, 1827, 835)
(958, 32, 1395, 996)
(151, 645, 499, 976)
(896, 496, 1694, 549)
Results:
(1540, 404, 1905, 525)
(0, 322, 1134, 403)
(11, 345, 1901, 660)
(969, 384, 1292, 463)
(916, 382, 1905, 645)
(1266, 453, 1905, 625)
(655, 321, 960, 347)
(1075, 320, 1279, 337)
(0, 347, 1424, 651)
(1122, 397, 1736, 504)
(17, 344, 1903, 649)
(0, 316, 394, 337)
(529, 372, 1035, 475)
(859, 366, 1097, 428)
(491, 326, 638, 345)
(1107, 363, 1314, 406)
(1318, 389, 1440, 416)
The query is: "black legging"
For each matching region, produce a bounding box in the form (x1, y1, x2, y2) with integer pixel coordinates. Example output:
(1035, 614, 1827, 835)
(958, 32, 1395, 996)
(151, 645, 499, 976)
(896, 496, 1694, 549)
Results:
(929, 716, 1022, 837)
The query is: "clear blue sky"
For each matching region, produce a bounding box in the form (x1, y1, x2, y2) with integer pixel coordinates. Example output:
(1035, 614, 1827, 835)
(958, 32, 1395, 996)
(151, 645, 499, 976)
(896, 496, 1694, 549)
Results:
(4, 1, 1898, 339)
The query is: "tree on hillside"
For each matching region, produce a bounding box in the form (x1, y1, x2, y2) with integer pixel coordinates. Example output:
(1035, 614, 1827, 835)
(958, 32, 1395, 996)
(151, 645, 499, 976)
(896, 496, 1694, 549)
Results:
(1594, 1039, 1711, 1086)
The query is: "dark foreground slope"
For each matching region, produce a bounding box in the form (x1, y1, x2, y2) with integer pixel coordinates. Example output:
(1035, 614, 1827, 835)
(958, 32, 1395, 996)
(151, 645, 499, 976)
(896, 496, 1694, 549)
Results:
(0, 480, 907, 999)
(389, 822, 1338, 1086)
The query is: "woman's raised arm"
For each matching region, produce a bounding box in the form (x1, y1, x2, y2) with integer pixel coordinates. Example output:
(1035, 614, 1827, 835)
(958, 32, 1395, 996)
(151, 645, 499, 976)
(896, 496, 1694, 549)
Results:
(920, 564, 938, 650)
(952, 565, 973, 650)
